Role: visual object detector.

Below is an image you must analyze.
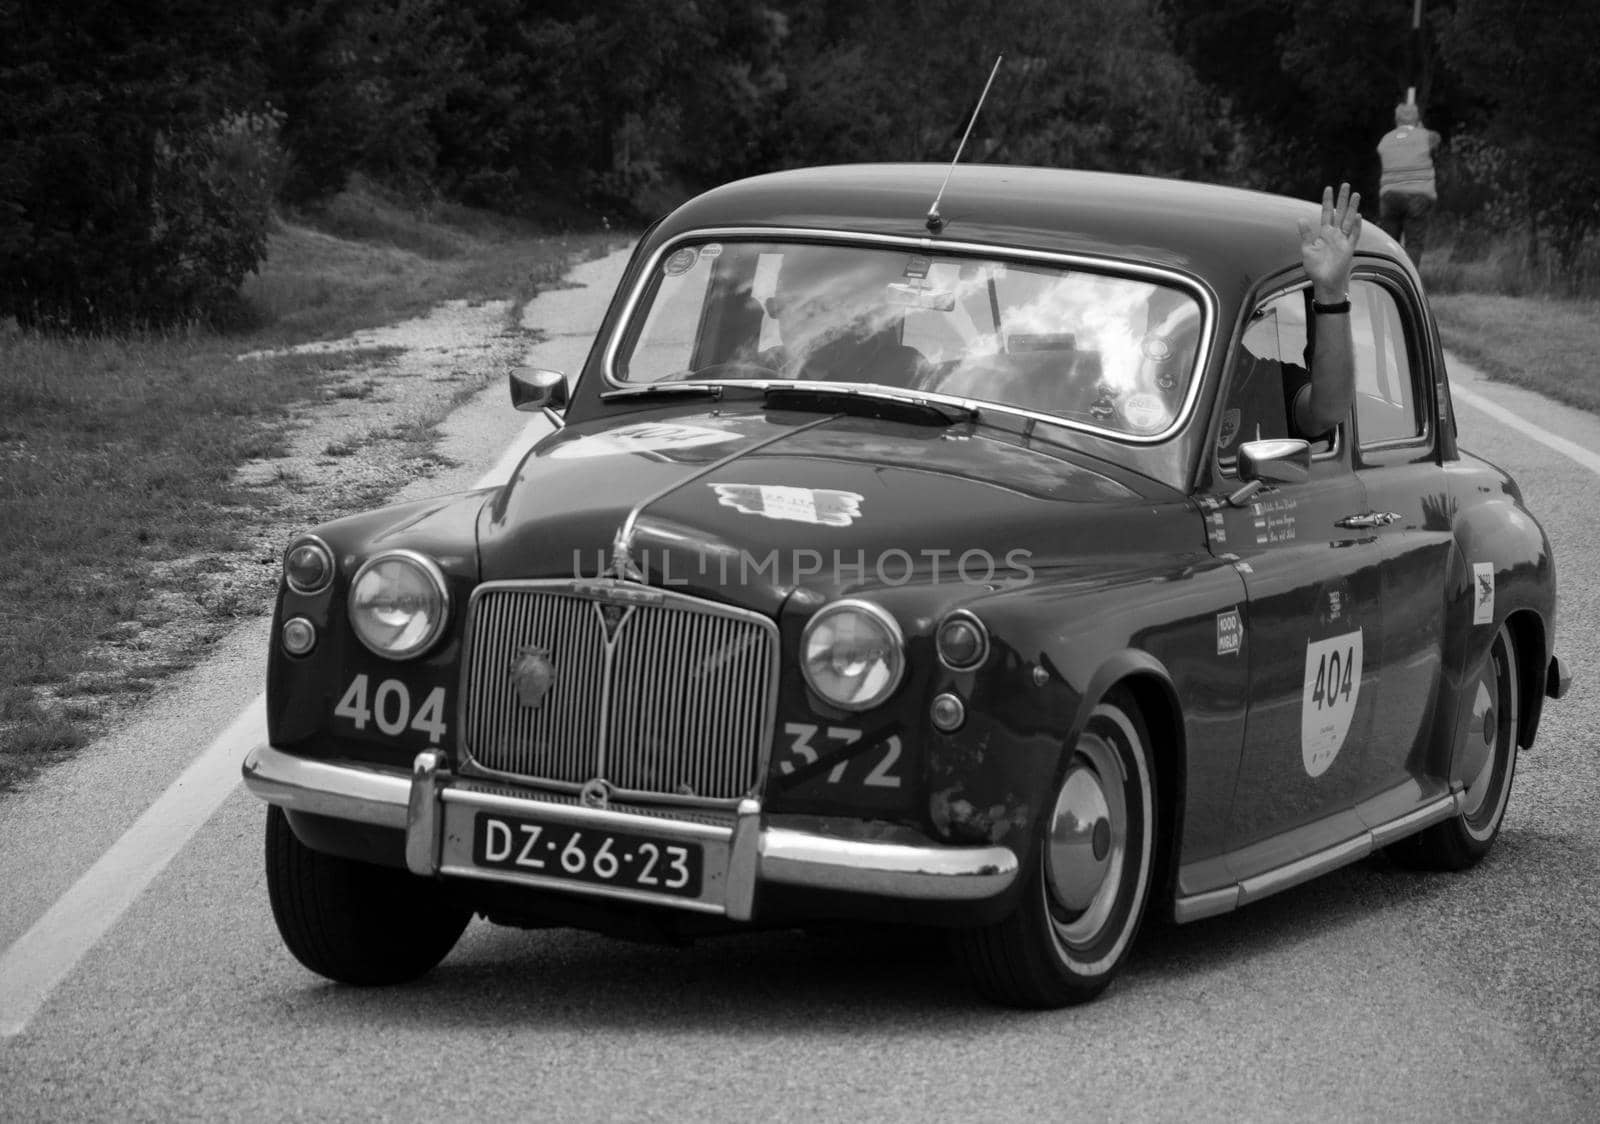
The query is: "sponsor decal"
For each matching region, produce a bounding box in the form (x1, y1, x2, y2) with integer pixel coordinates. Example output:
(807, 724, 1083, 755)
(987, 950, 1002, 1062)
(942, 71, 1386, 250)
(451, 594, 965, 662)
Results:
(663, 248, 698, 276)
(1251, 496, 1298, 545)
(548, 421, 739, 460)
(1216, 608, 1243, 656)
(1302, 629, 1363, 777)
(708, 483, 864, 527)
(1473, 561, 1495, 625)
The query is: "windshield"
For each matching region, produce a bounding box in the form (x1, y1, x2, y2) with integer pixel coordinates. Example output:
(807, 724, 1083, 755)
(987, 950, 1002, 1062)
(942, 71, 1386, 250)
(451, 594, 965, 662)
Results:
(615, 239, 1205, 439)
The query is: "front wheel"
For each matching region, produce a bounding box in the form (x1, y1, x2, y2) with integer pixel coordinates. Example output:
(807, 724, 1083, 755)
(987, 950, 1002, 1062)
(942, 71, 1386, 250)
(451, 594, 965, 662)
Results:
(1389, 623, 1521, 870)
(265, 806, 471, 985)
(955, 689, 1158, 1007)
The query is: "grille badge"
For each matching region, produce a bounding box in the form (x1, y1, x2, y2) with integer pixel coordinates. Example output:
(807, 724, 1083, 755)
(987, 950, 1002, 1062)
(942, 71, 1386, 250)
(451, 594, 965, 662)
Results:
(580, 778, 612, 809)
(509, 644, 555, 708)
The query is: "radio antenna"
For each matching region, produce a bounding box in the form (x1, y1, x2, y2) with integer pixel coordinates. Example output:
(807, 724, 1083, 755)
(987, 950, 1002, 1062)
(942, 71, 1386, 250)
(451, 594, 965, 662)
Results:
(926, 54, 1003, 233)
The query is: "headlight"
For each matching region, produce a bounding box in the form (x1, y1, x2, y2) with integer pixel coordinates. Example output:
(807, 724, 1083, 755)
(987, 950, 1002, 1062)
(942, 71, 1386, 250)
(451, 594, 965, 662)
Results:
(283, 535, 334, 595)
(347, 550, 449, 659)
(800, 600, 905, 711)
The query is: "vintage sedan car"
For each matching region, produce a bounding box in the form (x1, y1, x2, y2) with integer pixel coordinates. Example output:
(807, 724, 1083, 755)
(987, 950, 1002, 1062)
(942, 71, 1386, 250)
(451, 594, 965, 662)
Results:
(243, 164, 1570, 1007)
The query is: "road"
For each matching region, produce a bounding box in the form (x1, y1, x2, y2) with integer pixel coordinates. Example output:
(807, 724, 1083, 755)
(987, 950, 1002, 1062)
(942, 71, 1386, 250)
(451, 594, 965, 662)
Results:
(1, 255, 1595, 1122)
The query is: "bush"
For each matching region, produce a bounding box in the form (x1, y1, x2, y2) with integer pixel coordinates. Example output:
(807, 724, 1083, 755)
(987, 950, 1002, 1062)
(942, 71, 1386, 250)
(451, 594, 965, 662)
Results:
(1, 110, 283, 331)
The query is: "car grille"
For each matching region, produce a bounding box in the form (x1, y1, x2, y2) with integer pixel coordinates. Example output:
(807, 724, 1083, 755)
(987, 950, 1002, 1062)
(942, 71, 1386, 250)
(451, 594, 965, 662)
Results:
(458, 581, 778, 804)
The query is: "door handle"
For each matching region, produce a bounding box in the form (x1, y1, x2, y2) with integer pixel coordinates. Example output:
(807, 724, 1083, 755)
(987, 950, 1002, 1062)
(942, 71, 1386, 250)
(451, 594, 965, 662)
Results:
(1335, 511, 1400, 529)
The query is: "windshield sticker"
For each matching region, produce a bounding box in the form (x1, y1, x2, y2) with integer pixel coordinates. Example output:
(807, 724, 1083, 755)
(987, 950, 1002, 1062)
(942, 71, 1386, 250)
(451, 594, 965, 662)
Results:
(1473, 562, 1495, 624)
(903, 254, 932, 279)
(1218, 408, 1241, 449)
(548, 422, 739, 460)
(1122, 393, 1169, 431)
(1302, 629, 1363, 777)
(698, 243, 723, 260)
(708, 483, 864, 527)
(663, 248, 698, 276)
(1216, 608, 1242, 656)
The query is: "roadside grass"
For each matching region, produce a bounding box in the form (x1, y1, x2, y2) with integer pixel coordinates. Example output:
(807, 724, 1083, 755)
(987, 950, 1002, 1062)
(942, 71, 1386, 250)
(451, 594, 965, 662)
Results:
(1422, 227, 1600, 412)
(1428, 293, 1600, 415)
(0, 184, 621, 788)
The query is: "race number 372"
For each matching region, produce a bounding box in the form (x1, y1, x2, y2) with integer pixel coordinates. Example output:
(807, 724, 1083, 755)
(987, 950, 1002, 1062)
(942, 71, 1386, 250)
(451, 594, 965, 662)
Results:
(1301, 630, 1363, 778)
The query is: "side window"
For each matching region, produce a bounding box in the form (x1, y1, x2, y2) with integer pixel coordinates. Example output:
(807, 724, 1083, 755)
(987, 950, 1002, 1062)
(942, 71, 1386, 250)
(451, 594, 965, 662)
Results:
(1217, 289, 1324, 467)
(1351, 280, 1425, 445)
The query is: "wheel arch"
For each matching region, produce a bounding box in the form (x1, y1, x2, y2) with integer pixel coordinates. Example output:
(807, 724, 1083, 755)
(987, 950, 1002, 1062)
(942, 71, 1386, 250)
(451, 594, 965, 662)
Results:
(1503, 608, 1547, 750)
(1071, 651, 1187, 909)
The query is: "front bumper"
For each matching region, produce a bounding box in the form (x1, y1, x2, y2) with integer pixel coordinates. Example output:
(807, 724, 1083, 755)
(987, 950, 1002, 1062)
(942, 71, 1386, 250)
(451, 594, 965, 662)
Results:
(242, 744, 1019, 922)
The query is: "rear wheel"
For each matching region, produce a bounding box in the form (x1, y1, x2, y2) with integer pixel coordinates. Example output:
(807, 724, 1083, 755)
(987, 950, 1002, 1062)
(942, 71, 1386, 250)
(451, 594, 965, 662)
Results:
(1389, 623, 1520, 870)
(265, 806, 470, 985)
(955, 690, 1157, 1007)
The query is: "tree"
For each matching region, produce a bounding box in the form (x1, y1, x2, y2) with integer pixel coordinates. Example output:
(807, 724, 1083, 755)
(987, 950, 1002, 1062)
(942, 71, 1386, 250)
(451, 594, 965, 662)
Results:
(1441, 0, 1600, 267)
(0, 0, 276, 329)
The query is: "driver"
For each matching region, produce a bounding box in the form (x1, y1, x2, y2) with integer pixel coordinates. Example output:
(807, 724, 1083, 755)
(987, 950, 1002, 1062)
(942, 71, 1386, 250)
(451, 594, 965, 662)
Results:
(757, 246, 926, 386)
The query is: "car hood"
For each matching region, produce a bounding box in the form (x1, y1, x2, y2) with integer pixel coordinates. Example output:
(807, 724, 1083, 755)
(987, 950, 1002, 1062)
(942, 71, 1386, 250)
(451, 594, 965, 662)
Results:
(476, 404, 1179, 613)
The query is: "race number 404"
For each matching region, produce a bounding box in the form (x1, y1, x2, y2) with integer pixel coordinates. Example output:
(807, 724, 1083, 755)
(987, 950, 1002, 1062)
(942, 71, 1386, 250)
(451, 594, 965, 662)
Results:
(1301, 630, 1363, 777)
(334, 673, 448, 742)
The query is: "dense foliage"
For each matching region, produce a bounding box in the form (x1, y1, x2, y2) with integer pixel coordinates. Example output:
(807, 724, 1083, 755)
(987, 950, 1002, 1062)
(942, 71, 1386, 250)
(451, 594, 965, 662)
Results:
(3, 0, 1596, 328)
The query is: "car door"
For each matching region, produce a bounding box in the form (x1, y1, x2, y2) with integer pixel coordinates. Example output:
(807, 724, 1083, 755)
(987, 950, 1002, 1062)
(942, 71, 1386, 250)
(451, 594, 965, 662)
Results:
(1205, 286, 1385, 876)
(1347, 274, 1458, 825)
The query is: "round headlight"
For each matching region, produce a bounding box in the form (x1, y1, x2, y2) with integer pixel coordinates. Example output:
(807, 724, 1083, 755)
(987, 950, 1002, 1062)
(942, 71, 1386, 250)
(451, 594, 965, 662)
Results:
(284, 536, 334, 595)
(347, 550, 449, 659)
(800, 600, 905, 711)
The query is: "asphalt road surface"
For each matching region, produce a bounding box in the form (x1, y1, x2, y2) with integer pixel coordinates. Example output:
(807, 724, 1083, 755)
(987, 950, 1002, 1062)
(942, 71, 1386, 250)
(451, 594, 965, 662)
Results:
(2, 255, 1596, 1121)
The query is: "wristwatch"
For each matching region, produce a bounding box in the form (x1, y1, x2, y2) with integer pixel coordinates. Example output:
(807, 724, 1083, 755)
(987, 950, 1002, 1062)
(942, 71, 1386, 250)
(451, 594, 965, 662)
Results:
(1312, 296, 1351, 314)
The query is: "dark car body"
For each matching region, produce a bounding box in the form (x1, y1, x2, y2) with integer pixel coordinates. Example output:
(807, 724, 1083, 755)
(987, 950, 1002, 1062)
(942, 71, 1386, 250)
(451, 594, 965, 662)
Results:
(244, 164, 1570, 1005)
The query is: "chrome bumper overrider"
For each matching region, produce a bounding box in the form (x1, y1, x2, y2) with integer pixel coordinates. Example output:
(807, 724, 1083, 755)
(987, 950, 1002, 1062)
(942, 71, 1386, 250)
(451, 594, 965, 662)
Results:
(242, 744, 1018, 921)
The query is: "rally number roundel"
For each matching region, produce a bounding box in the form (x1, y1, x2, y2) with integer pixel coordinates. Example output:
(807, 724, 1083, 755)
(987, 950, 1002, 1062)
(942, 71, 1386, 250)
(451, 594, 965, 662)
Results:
(1301, 578, 1364, 778)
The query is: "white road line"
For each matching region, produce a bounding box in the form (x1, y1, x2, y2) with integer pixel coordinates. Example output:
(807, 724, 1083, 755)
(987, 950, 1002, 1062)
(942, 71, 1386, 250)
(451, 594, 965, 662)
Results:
(0, 426, 550, 1039)
(1452, 383, 1600, 477)
(0, 699, 265, 1037)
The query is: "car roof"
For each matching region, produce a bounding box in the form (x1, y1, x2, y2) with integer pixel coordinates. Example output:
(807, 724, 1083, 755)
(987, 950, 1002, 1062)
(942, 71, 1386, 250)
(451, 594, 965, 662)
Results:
(653, 163, 1398, 292)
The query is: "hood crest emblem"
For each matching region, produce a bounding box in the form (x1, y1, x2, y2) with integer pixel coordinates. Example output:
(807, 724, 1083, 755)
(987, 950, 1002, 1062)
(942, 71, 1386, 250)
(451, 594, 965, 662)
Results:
(598, 602, 627, 641)
(509, 645, 555, 708)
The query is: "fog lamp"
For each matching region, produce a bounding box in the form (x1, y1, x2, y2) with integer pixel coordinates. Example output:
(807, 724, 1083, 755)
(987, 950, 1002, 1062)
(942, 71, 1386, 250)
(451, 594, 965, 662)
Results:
(936, 611, 989, 670)
(284, 536, 334, 595)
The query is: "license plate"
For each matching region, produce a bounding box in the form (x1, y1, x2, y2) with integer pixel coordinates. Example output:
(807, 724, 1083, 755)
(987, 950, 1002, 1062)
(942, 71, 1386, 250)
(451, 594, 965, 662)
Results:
(471, 812, 703, 898)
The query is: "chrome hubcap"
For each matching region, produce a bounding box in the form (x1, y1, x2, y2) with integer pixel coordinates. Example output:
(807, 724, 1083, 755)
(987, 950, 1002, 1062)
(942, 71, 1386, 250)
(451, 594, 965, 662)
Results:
(1045, 733, 1127, 946)
(1459, 659, 1502, 820)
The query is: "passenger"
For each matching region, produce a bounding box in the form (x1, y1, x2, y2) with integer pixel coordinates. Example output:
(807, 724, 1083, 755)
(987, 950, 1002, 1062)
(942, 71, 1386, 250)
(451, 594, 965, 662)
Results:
(1216, 182, 1361, 459)
(758, 247, 926, 386)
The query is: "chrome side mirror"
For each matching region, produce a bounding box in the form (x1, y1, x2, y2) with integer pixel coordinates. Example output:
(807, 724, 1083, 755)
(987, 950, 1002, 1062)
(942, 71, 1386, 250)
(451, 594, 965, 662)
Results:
(1229, 437, 1310, 506)
(509, 367, 568, 413)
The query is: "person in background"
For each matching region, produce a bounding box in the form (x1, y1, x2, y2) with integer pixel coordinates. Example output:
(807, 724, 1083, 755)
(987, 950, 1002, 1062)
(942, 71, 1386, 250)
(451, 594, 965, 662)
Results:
(1376, 102, 1441, 266)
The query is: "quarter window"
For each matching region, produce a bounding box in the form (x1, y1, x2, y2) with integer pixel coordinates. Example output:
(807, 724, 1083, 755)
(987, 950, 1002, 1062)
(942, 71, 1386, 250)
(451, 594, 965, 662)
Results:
(1351, 280, 1425, 445)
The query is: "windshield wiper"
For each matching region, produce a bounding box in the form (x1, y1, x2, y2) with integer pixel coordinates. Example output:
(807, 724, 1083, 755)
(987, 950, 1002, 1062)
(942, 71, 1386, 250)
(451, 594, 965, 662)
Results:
(599, 383, 726, 403)
(762, 383, 978, 426)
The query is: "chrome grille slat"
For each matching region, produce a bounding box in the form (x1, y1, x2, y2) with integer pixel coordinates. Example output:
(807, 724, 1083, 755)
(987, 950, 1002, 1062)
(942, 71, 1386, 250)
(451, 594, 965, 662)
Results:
(460, 583, 776, 804)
